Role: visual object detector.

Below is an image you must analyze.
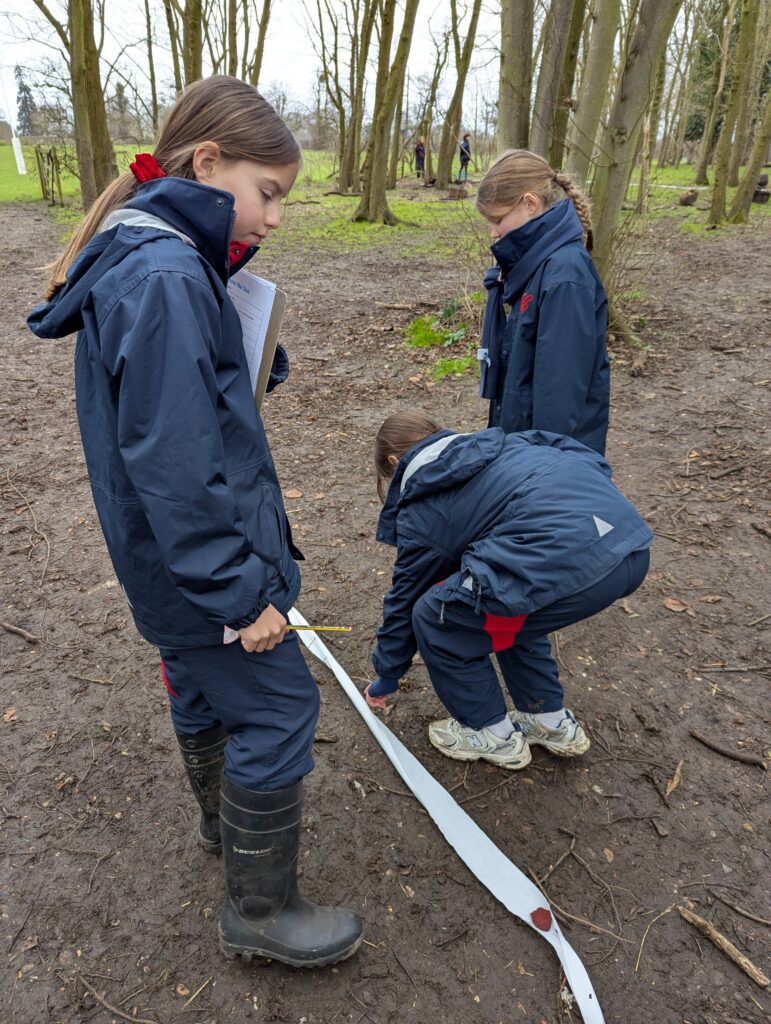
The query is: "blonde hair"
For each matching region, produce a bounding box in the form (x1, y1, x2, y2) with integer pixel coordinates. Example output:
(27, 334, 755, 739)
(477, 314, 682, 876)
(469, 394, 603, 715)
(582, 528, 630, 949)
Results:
(475, 149, 593, 250)
(44, 76, 300, 299)
(374, 411, 441, 500)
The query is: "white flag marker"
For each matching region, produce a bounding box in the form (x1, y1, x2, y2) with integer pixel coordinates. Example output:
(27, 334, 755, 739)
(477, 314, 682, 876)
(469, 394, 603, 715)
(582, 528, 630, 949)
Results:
(289, 606, 606, 1024)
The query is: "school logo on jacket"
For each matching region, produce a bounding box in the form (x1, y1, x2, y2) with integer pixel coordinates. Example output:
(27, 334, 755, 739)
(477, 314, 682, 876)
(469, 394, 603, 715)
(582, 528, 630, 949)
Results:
(519, 293, 535, 313)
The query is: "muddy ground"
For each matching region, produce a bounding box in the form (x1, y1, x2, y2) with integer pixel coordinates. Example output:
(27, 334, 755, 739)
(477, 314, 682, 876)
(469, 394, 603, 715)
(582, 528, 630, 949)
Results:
(1, 195, 769, 1024)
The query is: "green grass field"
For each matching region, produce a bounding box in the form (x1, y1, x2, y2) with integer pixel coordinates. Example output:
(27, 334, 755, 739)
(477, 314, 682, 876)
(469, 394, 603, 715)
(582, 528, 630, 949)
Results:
(0, 143, 338, 204)
(2, 142, 766, 253)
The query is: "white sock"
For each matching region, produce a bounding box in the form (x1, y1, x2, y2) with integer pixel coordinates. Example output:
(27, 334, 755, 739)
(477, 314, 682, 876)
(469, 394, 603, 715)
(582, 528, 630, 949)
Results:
(487, 716, 516, 739)
(534, 709, 567, 729)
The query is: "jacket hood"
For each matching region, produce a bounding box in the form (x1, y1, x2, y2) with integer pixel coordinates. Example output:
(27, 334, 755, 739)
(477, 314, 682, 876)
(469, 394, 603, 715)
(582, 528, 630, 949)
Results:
(27, 177, 255, 340)
(377, 428, 506, 545)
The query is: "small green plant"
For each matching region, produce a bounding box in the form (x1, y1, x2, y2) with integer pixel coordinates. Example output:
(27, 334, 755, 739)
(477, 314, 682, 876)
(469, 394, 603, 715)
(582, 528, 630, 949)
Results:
(443, 324, 470, 346)
(441, 298, 459, 320)
(404, 315, 447, 348)
(432, 355, 477, 380)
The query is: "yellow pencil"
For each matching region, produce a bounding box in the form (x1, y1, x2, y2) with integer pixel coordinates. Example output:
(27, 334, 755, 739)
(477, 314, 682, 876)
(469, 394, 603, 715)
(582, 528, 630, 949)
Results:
(286, 625, 352, 633)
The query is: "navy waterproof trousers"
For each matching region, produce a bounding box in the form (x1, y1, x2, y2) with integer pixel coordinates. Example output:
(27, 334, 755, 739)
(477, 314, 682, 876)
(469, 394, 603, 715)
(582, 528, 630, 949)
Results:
(411, 548, 650, 729)
(159, 631, 319, 791)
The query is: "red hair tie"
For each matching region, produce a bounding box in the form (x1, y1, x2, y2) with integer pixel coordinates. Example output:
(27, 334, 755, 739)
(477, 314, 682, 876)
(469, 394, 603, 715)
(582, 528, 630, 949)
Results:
(130, 153, 166, 183)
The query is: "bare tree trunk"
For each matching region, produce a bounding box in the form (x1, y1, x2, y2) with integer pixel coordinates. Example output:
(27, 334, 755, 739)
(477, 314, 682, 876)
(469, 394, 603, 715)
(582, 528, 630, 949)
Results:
(227, 0, 238, 76)
(694, 0, 735, 185)
(728, 87, 771, 221)
(565, 0, 620, 184)
(420, 31, 449, 182)
(591, 0, 683, 280)
(144, 0, 159, 133)
(247, 0, 271, 86)
(182, 0, 203, 83)
(498, 0, 533, 149)
(435, 0, 483, 187)
(387, 67, 407, 188)
(709, 0, 760, 223)
(340, 0, 377, 192)
(66, 0, 117, 205)
(354, 0, 421, 223)
(530, 0, 576, 157)
(726, 0, 761, 184)
(162, 0, 184, 93)
(659, 25, 697, 167)
(550, 0, 587, 168)
(635, 113, 651, 212)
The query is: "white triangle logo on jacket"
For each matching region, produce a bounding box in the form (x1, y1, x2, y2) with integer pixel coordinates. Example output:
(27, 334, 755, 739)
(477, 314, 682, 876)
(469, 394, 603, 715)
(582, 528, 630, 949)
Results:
(593, 515, 614, 538)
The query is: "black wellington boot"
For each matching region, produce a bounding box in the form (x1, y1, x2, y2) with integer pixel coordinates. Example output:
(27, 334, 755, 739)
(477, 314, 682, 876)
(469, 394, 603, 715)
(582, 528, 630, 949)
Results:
(219, 776, 363, 967)
(176, 725, 228, 854)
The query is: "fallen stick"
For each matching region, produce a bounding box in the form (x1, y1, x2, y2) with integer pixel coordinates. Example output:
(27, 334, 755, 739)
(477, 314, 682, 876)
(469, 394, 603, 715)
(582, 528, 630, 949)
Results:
(710, 890, 771, 928)
(527, 868, 632, 945)
(0, 621, 39, 643)
(76, 973, 159, 1024)
(677, 907, 770, 987)
(689, 729, 767, 769)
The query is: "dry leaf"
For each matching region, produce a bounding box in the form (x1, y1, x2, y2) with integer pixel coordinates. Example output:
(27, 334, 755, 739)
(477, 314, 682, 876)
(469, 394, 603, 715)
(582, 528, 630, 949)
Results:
(666, 759, 684, 797)
(21, 935, 39, 951)
(175, 983, 190, 997)
(602, 847, 614, 863)
(284, 488, 303, 499)
(3, 707, 17, 723)
(700, 594, 722, 604)
(619, 598, 639, 617)
(663, 597, 689, 613)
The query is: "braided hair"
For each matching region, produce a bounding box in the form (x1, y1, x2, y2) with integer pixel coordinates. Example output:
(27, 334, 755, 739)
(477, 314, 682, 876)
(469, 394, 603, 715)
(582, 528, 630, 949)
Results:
(475, 150, 594, 251)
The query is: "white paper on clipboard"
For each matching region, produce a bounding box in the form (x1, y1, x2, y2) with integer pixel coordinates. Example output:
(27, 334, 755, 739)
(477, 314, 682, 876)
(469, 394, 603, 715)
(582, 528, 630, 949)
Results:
(227, 268, 286, 409)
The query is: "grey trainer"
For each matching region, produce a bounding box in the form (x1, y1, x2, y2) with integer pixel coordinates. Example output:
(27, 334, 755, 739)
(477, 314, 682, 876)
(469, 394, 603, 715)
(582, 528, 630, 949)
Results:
(428, 718, 532, 770)
(509, 710, 590, 757)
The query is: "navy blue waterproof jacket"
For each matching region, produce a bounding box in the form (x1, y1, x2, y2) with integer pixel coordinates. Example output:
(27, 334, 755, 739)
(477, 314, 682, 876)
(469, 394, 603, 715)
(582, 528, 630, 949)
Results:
(485, 200, 610, 454)
(373, 429, 652, 682)
(28, 177, 301, 649)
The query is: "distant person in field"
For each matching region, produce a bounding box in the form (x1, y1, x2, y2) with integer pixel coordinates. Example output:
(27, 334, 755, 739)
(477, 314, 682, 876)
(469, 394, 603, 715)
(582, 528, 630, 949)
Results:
(458, 133, 472, 181)
(415, 137, 425, 179)
(364, 412, 651, 769)
(475, 150, 609, 455)
(27, 76, 362, 970)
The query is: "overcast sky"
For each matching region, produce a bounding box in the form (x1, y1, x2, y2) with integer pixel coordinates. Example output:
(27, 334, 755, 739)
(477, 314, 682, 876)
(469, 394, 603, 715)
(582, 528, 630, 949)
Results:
(0, 0, 503, 131)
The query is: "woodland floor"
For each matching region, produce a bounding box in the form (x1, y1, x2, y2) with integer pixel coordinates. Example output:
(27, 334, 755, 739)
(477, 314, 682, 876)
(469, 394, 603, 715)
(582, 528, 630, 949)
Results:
(1, 188, 769, 1024)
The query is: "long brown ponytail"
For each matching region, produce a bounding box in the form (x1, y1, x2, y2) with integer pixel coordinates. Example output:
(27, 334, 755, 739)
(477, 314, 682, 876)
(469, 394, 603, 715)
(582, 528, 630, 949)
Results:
(44, 76, 301, 299)
(475, 149, 594, 250)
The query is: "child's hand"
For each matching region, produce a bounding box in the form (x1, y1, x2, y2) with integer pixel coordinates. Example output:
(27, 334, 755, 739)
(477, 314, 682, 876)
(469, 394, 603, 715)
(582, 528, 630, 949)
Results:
(239, 605, 287, 653)
(364, 676, 400, 710)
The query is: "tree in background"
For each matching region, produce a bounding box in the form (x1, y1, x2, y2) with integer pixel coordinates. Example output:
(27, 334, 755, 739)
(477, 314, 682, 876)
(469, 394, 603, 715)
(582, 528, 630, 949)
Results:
(497, 0, 533, 150)
(694, 0, 737, 184)
(30, 0, 117, 206)
(435, 0, 484, 188)
(708, 0, 761, 223)
(530, 0, 576, 158)
(15, 66, 37, 137)
(591, 0, 684, 279)
(564, 0, 620, 184)
(353, 0, 420, 223)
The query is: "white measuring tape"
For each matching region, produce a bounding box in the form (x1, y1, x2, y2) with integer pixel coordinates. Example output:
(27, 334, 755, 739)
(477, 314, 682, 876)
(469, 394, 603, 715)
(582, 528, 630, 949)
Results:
(289, 607, 606, 1023)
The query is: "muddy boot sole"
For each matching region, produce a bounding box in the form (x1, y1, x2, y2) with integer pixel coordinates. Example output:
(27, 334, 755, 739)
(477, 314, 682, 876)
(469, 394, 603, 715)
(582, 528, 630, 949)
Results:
(219, 933, 363, 968)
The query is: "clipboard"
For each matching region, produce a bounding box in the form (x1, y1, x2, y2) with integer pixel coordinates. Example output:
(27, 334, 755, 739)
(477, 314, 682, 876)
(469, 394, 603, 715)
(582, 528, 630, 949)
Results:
(227, 268, 287, 410)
